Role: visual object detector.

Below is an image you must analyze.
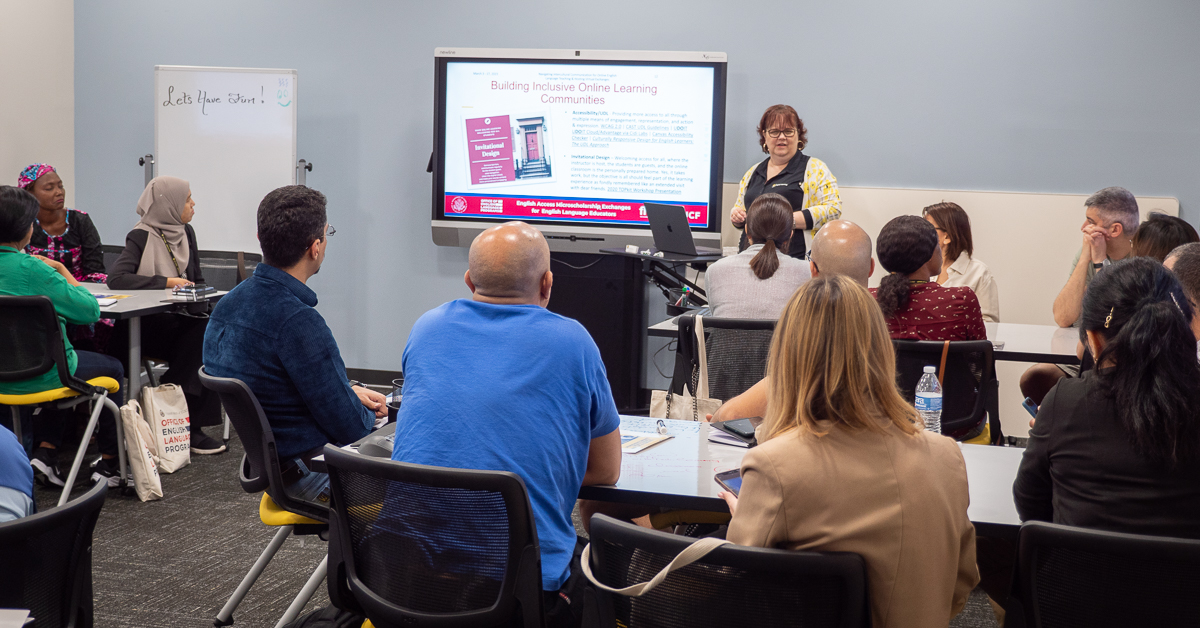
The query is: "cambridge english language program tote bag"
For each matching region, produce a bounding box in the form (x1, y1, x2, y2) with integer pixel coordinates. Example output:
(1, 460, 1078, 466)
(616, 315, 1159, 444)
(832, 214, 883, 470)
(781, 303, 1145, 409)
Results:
(141, 383, 191, 473)
(120, 399, 163, 502)
(650, 315, 723, 421)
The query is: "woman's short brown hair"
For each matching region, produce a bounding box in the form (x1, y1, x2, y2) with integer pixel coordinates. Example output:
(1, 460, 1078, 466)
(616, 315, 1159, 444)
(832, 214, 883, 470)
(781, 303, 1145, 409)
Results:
(921, 202, 974, 262)
(761, 275, 921, 442)
(756, 104, 807, 153)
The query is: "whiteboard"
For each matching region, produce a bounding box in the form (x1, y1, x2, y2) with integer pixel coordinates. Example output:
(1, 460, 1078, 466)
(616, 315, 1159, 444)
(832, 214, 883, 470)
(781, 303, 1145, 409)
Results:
(155, 65, 297, 253)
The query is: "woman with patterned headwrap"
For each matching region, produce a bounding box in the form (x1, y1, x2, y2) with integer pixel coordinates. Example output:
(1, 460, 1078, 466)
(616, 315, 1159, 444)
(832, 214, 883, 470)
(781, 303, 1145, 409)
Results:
(108, 176, 226, 454)
(18, 164, 108, 284)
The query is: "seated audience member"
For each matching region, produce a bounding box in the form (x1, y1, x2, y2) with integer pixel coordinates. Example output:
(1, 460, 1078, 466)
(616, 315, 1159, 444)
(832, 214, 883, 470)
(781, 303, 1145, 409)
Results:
(1015, 257, 1200, 539)
(922, 202, 1000, 322)
(203, 186, 385, 505)
(807, 218, 874, 286)
(0, 186, 125, 488)
(871, 215, 986, 341)
(1022, 187, 1141, 404)
(705, 193, 810, 318)
(1164, 243, 1200, 353)
(1132, 212, 1199, 262)
(20, 164, 113, 353)
(722, 275, 978, 628)
(108, 176, 224, 454)
(390, 221, 621, 628)
(0, 424, 34, 522)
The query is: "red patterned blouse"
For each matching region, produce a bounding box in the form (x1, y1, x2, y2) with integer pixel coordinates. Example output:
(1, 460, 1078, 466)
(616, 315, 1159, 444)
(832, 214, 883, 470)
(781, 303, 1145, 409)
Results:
(870, 281, 987, 341)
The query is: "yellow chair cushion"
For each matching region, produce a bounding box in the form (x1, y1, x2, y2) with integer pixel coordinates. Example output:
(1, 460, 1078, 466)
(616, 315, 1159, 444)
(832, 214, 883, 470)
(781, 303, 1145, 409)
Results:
(0, 376, 121, 406)
(363, 621, 375, 628)
(962, 421, 992, 445)
(259, 492, 323, 526)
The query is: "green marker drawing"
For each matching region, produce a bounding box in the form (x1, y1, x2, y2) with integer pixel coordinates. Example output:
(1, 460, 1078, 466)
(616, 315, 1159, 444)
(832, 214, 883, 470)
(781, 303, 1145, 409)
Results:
(278, 100, 291, 107)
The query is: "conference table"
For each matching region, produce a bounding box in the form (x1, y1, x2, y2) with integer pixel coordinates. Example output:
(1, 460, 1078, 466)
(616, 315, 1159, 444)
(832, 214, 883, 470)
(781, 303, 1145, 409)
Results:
(578, 416, 1025, 539)
(82, 283, 225, 398)
(650, 318, 1081, 365)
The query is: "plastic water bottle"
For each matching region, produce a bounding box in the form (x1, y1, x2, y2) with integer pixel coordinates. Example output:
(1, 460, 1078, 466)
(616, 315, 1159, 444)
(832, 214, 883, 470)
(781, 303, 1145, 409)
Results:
(915, 365, 943, 434)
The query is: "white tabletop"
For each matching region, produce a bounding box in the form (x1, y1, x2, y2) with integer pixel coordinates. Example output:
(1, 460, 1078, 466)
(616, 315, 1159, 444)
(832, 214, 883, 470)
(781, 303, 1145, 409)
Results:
(649, 318, 1079, 364)
(579, 416, 1023, 535)
(82, 282, 224, 319)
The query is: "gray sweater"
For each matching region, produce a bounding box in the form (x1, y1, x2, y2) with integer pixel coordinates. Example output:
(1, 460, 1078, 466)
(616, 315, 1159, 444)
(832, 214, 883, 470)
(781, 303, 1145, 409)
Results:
(705, 244, 812, 319)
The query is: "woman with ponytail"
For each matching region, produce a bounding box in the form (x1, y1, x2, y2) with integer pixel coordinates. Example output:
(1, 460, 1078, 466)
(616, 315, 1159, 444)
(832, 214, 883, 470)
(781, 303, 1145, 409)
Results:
(870, 215, 985, 341)
(706, 193, 811, 318)
(1015, 258, 1200, 538)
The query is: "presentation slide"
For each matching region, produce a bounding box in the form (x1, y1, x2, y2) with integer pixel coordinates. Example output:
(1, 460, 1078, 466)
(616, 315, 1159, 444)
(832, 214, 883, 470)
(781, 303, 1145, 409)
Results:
(442, 62, 715, 227)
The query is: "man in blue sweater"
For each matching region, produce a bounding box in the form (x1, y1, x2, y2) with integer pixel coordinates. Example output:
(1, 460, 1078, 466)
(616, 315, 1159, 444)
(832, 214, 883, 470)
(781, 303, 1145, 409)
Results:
(203, 186, 385, 505)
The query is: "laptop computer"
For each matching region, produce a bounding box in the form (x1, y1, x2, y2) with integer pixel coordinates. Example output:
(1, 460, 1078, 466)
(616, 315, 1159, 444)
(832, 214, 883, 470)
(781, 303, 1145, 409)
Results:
(644, 203, 721, 257)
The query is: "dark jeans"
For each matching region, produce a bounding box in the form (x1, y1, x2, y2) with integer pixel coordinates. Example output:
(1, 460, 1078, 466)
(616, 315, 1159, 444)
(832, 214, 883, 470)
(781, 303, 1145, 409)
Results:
(543, 537, 588, 628)
(32, 350, 124, 456)
(109, 313, 221, 428)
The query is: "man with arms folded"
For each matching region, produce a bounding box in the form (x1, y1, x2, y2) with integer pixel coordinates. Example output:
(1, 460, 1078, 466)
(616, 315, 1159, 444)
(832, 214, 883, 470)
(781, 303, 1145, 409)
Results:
(1165, 242, 1200, 357)
(711, 218, 875, 422)
(1020, 187, 1140, 405)
(203, 186, 385, 505)
(391, 221, 621, 628)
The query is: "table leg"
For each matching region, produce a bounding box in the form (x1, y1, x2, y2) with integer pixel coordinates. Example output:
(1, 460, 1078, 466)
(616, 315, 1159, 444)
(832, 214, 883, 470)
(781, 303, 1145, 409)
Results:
(128, 316, 142, 400)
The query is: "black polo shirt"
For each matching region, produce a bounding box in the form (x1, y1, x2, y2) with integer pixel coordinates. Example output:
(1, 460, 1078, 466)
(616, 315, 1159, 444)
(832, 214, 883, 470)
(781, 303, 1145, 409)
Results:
(737, 151, 812, 259)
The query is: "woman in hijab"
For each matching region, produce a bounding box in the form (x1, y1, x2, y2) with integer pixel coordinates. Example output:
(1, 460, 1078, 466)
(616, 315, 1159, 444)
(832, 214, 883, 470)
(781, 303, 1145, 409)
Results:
(108, 176, 226, 454)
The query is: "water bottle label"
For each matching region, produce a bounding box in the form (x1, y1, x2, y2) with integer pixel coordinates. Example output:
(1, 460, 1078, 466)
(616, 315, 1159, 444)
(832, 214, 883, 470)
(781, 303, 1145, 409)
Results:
(915, 393, 942, 413)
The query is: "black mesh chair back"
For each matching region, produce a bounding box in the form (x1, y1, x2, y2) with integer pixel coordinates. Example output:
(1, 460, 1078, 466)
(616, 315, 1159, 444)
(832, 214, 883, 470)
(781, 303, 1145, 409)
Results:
(101, 244, 123, 275)
(0, 295, 99, 396)
(670, 314, 776, 402)
(323, 446, 543, 628)
(197, 366, 326, 522)
(0, 480, 106, 628)
(892, 339, 1000, 442)
(587, 514, 869, 628)
(1012, 521, 1200, 628)
(197, 250, 263, 291)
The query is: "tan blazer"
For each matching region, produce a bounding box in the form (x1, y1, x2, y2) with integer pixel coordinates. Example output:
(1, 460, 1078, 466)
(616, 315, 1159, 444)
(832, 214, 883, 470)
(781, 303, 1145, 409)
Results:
(727, 421, 979, 628)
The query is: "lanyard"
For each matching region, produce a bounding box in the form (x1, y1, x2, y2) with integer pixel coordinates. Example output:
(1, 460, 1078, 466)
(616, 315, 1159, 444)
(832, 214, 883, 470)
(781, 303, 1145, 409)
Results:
(157, 231, 183, 278)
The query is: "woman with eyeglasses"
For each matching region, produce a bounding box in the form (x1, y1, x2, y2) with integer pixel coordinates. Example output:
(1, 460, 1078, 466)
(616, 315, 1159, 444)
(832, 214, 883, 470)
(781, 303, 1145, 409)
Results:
(107, 176, 226, 454)
(729, 104, 841, 259)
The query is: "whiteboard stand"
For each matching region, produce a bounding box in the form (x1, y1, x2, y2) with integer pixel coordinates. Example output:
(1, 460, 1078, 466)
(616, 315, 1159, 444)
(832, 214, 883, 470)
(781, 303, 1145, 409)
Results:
(297, 159, 313, 186)
(138, 154, 155, 187)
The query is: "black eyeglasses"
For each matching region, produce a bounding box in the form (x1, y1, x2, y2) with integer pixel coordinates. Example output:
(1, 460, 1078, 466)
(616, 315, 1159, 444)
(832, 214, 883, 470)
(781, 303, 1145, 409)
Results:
(765, 128, 797, 138)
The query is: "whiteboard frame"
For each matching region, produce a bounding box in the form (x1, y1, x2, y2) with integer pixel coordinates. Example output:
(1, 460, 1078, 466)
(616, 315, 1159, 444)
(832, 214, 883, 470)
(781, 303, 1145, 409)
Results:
(154, 65, 298, 180)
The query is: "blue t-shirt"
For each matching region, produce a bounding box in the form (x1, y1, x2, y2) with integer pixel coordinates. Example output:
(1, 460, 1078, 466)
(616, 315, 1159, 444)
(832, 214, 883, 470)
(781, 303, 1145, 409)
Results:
(391, 299, 620, 591)
(0, 424, 33, 501)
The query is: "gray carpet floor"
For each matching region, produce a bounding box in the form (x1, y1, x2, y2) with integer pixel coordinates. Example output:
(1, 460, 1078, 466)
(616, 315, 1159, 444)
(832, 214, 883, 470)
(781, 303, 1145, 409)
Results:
(36, 431, 1000, 627)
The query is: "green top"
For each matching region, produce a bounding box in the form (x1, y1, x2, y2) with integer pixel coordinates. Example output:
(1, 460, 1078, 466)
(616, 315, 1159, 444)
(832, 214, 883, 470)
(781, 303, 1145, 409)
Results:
(0, 245, 100, 395)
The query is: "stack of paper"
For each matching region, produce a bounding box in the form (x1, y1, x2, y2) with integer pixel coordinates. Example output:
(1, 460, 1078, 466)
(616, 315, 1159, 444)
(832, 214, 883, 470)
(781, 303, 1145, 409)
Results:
(708, 430, 752, 448)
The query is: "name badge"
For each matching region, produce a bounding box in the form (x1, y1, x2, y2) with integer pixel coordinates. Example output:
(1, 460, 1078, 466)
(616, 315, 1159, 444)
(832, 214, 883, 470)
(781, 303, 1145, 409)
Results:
(771, 182, 791, 188)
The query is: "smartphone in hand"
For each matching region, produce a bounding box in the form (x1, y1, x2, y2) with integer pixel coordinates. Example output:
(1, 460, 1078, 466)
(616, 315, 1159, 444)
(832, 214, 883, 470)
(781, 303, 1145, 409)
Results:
(715, 469, 742, 496)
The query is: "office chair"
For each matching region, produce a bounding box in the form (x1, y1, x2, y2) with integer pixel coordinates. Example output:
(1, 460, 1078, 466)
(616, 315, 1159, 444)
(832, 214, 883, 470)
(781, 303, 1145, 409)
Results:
(198, 367, 328, 628)
(323, 446, 544, 628)
(0, 480, 107, 628)
(892, 339, 1002, 444)
(671, 314, 776, 403)
(0, 295, 127, 505)
(1007, 521, 1200, 628)
(585, 514, 870, 628)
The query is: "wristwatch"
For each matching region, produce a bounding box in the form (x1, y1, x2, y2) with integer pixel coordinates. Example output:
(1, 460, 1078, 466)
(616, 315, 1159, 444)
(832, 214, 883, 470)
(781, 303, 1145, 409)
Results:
(348, 380, 364, 388)
(1092, 262, 1104, 270)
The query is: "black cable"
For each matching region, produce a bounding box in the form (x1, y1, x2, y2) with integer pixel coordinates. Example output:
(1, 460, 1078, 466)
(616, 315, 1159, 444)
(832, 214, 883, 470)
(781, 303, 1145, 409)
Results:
(551, 258, 603, 270)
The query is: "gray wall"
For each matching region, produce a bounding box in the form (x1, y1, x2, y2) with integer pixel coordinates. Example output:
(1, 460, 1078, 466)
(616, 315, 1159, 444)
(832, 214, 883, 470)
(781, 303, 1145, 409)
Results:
(76, 0, 1200, 370)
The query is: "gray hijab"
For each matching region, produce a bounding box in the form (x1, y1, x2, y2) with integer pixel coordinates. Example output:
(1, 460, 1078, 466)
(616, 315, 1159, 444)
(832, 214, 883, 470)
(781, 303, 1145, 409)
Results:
(133, 176, 191, 278)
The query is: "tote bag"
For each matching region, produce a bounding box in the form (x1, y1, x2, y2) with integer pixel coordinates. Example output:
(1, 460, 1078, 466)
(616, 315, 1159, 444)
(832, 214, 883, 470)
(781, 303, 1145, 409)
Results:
(141, 383, 191, 473)
(119, 400, 163, 502)
(651, 315, 723, 421)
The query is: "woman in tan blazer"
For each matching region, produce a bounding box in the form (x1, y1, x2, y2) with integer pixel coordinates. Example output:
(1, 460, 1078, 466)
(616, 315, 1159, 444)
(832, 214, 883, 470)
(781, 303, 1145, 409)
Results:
(721, 275, 979, 628)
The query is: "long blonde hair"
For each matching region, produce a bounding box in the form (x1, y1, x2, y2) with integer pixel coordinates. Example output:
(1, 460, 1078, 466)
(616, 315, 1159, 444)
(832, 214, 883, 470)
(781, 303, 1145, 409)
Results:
(761, 275, 921, 441)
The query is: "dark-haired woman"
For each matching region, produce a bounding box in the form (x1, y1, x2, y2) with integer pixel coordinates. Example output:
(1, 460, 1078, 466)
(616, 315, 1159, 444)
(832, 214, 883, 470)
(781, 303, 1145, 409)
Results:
(871, 215, 986, 341)
(1132, 212, 1199, 262)
(1014, 257, 1200, 538)
(108, 176, 225, 454)
(706, 193, 811, 318)
(923, 202, 1000, 323)
(729, 105, 841, 260)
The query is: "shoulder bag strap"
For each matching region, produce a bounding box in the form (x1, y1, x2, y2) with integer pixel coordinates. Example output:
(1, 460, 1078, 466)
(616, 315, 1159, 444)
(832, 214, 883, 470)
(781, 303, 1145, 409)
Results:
(694, 315, 710, 400)
(580, 537, 731, 597)
(938, 340, 950, 387)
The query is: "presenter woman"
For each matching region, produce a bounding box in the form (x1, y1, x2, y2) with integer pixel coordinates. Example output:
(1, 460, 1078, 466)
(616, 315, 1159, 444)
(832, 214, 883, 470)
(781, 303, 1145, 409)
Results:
(108, 176, 225, 454)
(922, 202, 1000, 323)
(729, 105, 841, 259)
